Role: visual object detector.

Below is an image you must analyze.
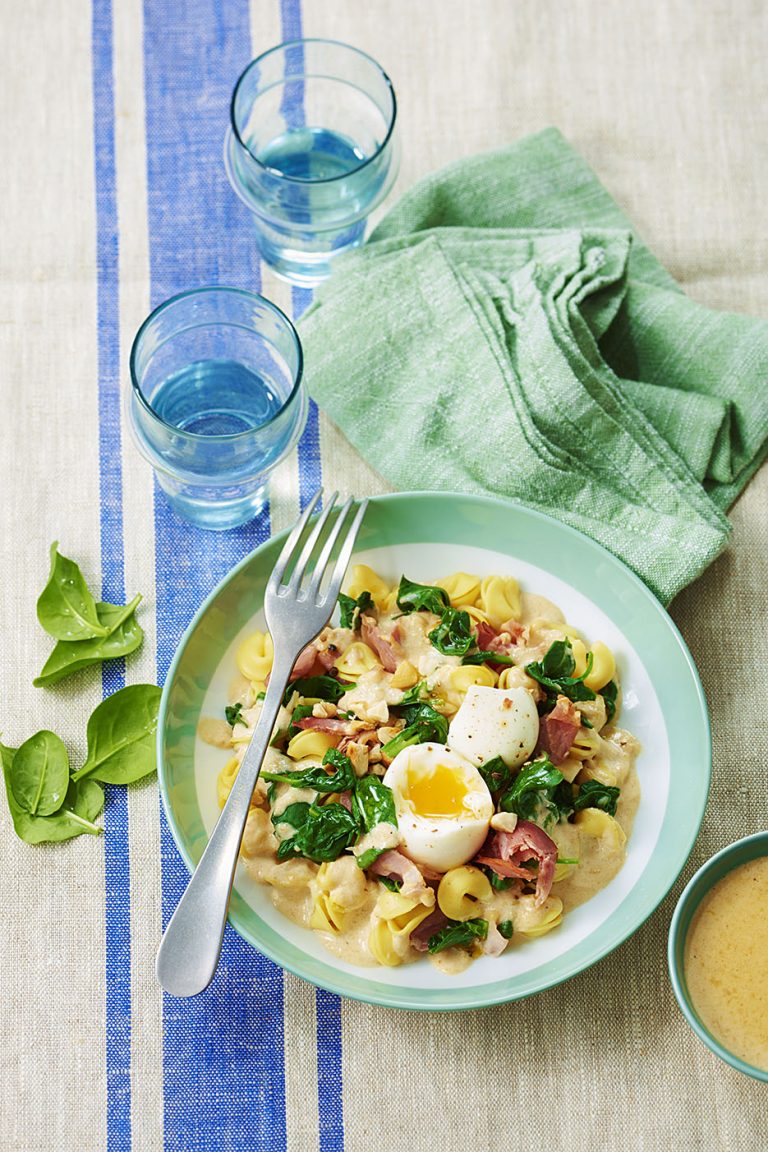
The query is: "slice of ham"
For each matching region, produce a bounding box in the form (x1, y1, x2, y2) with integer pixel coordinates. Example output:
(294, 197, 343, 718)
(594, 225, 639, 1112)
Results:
(295, 716, 358, 735)
(472, 620, 526, 667)
(481, 920, 509, 957)
(537, 694, 580, 764)
(475, 818, 558, 907)
(368, 849, 436, 904)
(288, 643, 325, 681)
(360, 615, 403, 673)
(409, 908, 450, 952)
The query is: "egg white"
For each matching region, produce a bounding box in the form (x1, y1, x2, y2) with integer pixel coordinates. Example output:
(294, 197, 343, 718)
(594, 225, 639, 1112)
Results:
(447, 684, 539, 768)
(383, 742, 494, 872)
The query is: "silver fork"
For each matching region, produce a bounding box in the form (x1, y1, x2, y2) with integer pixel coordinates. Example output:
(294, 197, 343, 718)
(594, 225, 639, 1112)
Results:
(156, 490, 368, 997)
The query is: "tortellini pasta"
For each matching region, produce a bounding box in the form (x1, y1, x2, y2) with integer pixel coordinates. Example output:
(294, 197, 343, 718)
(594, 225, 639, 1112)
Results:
(569, 726, 602, 761)
(217, 755, 240, 808)
(515, 895, 564, 938)
(479, 575, 522, 628)
(435, 572, 481, 608)
(236, 630, 274, 686)
(286, 729, 339, 760)
(448, 664, 498, 697)
(333, 641, 381, 681)
(343, 564, 391, 608)
(574, 807, 626, 850)
(368, 890, 434, 966)
(572, 639, 616, 693)
(437, 866, 492, 920)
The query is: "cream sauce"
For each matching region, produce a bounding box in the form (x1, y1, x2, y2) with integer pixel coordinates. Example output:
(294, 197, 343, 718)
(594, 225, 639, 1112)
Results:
(684, 856, 768, 1071)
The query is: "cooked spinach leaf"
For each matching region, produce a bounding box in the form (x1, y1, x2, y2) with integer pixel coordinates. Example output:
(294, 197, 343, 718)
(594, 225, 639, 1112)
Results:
(477, 755, 515, 796)
(480, 865, 514, 891)
(353, 774, 396, 831)
(276, 801, 359, 863)
(601, 680, 618, 723)
(262, 747, 357, 793)
(71, 684, 161, 785)
(525, 638, 596, 706)
(377, 875, 402, 892)
(10, 730, 70, 816)
(497, 920, 514, 939)
(286, 703, 315, 739)
(396, 576, 449, 616)
(499, 757, 566, 824)
(398, 680, 428, 707)
(461, 648, 516, 667)
(225, 702, 244, 727)
(352, 775, 397, 869)
(34, 596, 144, 687)
(382, 703, 449, 759)
(573, 779, 621, 817)
(428, 607, 473, 657)
(36, 543, 108, 641)
(282, 676, 353, 706)
(427, 917, 488, 954)
(338, 590, 374, 629)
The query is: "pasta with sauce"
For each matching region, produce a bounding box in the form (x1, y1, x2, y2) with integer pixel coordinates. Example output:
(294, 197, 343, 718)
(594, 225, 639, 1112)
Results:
(201, 568, 642, 972)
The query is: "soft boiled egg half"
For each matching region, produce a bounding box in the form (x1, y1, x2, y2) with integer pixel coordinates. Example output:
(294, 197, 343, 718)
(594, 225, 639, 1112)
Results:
(447, 684, 539, 769)
(383, 743, 494, 872)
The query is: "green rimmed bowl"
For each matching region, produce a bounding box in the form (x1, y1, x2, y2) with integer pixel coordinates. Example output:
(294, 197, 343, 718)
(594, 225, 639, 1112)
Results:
(668, 831, 768, 1081)
(158, 491, 711, 1010)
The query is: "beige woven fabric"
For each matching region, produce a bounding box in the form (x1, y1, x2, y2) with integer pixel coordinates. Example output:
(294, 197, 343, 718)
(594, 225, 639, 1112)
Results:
(0, 0, 766, 1149)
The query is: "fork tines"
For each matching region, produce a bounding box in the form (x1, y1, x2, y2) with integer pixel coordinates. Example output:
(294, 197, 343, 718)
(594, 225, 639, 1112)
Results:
(268, 490, 368, 607)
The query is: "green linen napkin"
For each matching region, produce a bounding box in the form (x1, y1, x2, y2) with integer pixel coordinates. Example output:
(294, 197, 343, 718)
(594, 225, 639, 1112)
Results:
(299, 128, 768, 604)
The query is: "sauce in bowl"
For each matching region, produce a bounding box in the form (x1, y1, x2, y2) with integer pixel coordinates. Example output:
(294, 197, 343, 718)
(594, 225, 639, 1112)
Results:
(683, 855, 768, 1071)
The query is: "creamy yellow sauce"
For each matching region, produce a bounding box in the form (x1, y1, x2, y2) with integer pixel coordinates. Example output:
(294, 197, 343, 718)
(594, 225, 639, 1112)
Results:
(684, 856, 768, 1070)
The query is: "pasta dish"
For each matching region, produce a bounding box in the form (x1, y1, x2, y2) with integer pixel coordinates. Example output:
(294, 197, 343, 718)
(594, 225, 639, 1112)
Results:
(200, 567, 641, 973)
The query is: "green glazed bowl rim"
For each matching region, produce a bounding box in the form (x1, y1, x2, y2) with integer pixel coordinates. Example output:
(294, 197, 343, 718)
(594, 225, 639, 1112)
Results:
(158, 490, 711, 1010)
(668, 830, 768, 1081)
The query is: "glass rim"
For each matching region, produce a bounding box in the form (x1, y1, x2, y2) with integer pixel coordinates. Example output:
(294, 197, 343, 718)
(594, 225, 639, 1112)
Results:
(129, 286, 304, 443)
(229, 37, 397, 185)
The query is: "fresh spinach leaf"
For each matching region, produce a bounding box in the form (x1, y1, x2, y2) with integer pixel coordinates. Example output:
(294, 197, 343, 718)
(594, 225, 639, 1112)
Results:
(282, 676, 353, 706)
(499, 757, 566, 824)
(36, 542, 108, 641)
(70, 683, 161, 784)
(497, 920, 514, 939)
(427, 917, 488, 954)
(225, 702, 244, 727)
(2, 742, 104, 843)
(262, 747, 357, 793)
(9, 730, 70, 816)
(428, 607, 473, 657)
(461, 649, 516, 667)
(338, 590, 373, 630)
(525, 638, 597, 706)
(601, 680, 618, 723)
(34, 597, 143, 687)
(382, 703, 449, 759)
(276, 801, 359, 863)
(573, 779, 621, 817)
(396, 576, 449, 616)
(477, 755, 515, 796)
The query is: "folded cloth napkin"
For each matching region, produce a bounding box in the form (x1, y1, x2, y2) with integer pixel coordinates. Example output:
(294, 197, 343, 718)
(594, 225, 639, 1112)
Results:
(299, 128, 768, 604)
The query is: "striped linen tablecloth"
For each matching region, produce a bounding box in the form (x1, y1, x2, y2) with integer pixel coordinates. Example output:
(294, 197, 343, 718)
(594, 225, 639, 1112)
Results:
(1, 2, 767, 1150)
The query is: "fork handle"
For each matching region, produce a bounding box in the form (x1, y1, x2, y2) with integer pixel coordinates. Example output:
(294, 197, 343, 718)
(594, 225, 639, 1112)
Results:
(156, 651, 294, 997)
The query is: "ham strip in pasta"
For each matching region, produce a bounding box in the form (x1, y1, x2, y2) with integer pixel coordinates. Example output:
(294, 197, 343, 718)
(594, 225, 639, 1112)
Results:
(475, 819, 558, 906)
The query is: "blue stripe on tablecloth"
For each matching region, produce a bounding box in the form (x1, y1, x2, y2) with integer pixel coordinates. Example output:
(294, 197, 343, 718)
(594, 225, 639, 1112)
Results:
(91, 1, 132, 1148)
(279, 0, 346, 1142)
(142, 1, 287, 1148)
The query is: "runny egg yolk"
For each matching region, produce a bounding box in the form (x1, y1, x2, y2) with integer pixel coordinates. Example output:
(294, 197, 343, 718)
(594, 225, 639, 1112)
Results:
(404, 763, 470, 818)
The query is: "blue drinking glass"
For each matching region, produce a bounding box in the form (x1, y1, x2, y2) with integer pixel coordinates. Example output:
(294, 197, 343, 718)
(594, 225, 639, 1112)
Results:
(224, 39, 399, 285)
(128, 288, 307, 531)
